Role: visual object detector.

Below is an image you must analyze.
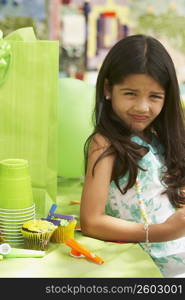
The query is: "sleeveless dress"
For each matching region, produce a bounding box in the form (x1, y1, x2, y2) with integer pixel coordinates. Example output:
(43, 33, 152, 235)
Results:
(105, 135, 185, 278)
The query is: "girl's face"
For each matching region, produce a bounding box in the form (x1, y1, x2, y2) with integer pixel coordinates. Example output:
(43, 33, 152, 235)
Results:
(106, 74, 165, 132)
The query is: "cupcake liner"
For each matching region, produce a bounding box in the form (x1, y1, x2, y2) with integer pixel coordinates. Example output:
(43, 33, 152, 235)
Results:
(51, 219, 77, 243)
(21, 220, 56, 250)
(21, 229, 54, 250)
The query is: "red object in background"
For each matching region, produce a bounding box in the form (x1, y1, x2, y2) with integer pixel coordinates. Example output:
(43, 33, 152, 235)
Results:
(75, 71, 85, 81)
(102, 11, 117, 17)
(61, 0, 71, 4)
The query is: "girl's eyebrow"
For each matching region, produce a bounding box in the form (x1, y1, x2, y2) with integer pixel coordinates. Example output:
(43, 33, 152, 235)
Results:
(119, 88, 138, 92)
(150, 91, 165, 95)
(119, 88, 165, 95)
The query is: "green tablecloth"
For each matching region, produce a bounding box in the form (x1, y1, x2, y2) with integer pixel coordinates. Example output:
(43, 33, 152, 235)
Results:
(0, 179, 163, 278)
(0, 233, 162, 278)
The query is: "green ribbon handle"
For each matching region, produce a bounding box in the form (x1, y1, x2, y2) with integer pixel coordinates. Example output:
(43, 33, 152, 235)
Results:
(0, 37, 11, 87)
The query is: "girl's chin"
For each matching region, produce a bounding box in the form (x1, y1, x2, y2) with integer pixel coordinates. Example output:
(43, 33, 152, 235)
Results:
(120, 118, 149, 132)
(130, 125, 147, 133)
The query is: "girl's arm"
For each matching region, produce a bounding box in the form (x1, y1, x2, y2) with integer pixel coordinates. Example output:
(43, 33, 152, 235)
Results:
(80, 134, 185, 243)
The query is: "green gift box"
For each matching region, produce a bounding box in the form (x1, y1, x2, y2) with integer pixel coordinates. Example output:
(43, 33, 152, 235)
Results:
(0, 27, 59, 217)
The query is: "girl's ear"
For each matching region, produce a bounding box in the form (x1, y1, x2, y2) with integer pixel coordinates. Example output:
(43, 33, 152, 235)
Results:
(104, 78, 111, 100)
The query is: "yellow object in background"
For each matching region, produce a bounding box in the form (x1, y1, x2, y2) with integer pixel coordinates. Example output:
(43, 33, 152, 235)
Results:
(88, 0, 130, 58)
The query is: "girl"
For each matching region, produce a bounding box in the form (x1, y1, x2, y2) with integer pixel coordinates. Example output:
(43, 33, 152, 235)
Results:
(80, 34, 185, 278)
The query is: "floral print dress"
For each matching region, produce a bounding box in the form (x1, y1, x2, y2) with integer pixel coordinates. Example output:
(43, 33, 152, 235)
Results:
(105, 135, 185, 277)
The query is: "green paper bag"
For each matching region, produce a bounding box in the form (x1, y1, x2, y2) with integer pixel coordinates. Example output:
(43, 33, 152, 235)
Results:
(0, 27, 59, 218)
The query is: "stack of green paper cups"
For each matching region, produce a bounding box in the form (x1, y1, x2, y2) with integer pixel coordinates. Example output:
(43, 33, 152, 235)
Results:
(0, 159, 35, 246)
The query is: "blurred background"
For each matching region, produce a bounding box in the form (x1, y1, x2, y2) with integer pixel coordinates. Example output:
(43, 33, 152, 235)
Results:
(0, 0, 185, 97)
(1, 0, 185, 215)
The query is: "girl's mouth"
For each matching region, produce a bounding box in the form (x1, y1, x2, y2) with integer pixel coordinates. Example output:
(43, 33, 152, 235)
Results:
(130, 115, 149, 121)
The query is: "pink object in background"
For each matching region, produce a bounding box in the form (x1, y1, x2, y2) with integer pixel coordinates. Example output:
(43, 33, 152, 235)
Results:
(48, 0, 61, 40)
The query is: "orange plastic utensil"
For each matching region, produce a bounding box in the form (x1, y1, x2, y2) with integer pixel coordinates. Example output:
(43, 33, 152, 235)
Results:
(70, 249, 84, 258)
(65, 239, 104, 265)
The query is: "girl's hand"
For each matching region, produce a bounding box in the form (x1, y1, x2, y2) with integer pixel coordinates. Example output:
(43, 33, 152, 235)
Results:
(163, 207, 185, 240)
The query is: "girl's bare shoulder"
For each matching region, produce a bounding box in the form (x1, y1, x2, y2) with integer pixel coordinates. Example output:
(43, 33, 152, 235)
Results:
(89, 133, 110, 154)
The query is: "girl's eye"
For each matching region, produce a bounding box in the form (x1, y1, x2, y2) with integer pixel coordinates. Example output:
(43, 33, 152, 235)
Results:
(124, 92, 136, 96)
(150, 95, 163, 100)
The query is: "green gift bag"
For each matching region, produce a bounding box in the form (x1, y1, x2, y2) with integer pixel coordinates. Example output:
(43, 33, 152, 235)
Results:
(0, 27, 59, 218)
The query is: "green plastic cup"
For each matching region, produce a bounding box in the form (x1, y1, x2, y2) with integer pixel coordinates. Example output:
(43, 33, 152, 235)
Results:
(0, 204, 35, 213)
(3, 238, 24, 247)
(0, 159, 34, 209)
(0, 208, 35, 221)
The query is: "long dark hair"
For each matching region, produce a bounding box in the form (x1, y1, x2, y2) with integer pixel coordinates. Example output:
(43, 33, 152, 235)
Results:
(84, 34, 185, 208)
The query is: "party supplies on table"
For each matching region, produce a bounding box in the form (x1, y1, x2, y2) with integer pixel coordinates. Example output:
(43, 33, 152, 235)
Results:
(3, 248, 45, 258)
(50, 218, 77, 243)
(43, 204, 77, 243)
(42, 204, 75, 225)
(0, 243, 11, 255)
(21, 219, 56, 250)
(0, 241, 45, 258)
(65, 239, 104, 265)
(0, 159, 35, 247)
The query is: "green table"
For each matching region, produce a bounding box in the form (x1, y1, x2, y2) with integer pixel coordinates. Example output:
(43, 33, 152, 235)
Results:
(0, 232, 162, 278)
(0, 179, 163, 278)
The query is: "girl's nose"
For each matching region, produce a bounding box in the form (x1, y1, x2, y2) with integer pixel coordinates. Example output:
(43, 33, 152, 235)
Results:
(133, 99, 149, 113)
